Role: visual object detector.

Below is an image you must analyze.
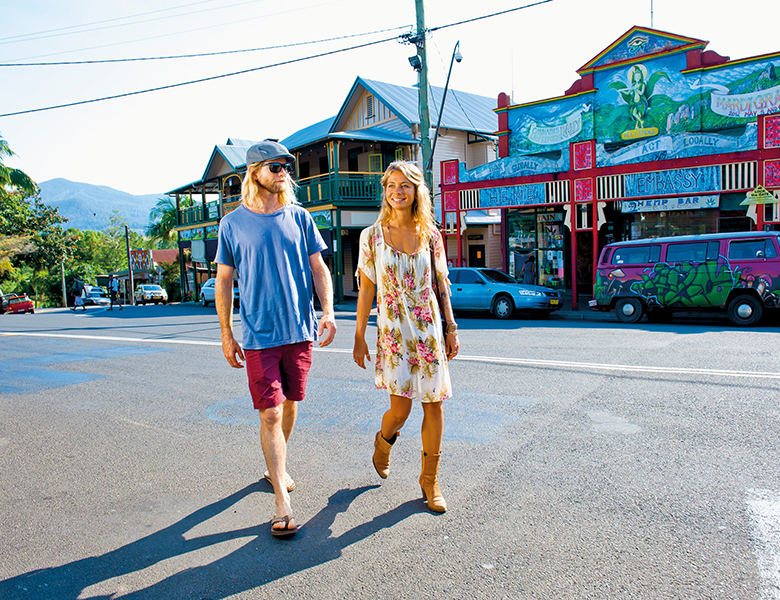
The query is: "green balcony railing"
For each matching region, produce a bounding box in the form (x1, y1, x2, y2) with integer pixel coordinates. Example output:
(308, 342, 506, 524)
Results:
(296, 173, 382, 205)
(178, 201, 220, 226)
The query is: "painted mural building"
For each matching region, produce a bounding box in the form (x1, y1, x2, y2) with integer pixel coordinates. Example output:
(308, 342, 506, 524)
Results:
(440, 26, 780, 307)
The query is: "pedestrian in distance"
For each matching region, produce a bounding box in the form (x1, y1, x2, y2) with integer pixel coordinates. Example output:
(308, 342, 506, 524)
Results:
(215, 139, 336, 539)
(71, 278, 86, 311)
(108, 274, 123, 311)
(522, 253, 536, 285)
(353, 161, 459, 513)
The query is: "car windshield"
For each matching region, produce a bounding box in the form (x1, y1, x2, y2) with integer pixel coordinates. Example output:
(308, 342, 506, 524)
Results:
(479, 269, 518, 284)
(143, 285, 163, 291)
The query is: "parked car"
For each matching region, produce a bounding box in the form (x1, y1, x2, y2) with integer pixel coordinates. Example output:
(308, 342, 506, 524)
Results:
(134, 284, 168, 305)
(590, 231, 780, 326)
(448, 267, 563, 319)
(84, 287, 111, 307)
(3, 294, 35, 314)
(200, 277, 240, 308)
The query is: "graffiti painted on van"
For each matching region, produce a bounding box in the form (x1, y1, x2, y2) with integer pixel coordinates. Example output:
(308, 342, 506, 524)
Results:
(596, 257, 780, 307)
(592, 232, 780, 325)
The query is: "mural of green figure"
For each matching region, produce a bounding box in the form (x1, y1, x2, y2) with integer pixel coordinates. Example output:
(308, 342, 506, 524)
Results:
(608, 64, 672, 131)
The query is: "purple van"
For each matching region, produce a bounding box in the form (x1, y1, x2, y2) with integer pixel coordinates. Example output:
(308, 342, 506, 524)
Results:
(591, 231, 780, 326)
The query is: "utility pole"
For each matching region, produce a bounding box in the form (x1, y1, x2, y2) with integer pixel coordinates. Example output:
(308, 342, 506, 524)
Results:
(125, 225, 135, 306)
(414, 0, 433, 194)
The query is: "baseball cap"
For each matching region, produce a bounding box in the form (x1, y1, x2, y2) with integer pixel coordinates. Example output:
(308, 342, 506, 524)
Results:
(246, 139, 295, 166)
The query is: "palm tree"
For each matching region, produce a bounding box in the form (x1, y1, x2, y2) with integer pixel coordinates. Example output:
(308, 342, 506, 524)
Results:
(146, 196, 178, 246)
(0, 135, 38, 200)
(1, 136, 38, 268)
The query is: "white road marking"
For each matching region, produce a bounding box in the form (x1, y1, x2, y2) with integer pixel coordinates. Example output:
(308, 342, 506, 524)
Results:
(3, 330, 780, 380)
(746, 489, 780, 600)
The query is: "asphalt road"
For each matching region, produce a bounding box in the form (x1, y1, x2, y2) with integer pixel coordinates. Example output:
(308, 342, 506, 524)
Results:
(1, 304, 779, 599)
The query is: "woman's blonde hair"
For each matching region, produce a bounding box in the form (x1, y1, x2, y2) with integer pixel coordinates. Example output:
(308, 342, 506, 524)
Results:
(241, 162, 299, 207)
(377, 161, 438, 246)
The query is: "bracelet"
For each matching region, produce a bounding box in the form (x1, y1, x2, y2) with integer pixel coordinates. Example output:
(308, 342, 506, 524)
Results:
(445, 322, 458, 334)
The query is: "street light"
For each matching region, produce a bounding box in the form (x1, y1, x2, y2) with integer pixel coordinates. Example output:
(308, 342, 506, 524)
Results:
(426, 40, 462, 177)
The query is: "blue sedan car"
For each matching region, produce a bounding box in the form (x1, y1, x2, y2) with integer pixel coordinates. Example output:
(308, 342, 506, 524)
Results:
(448, 268, 563, 319)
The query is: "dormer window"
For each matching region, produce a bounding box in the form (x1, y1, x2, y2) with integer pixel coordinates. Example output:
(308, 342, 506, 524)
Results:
(366, 94, 375, 119)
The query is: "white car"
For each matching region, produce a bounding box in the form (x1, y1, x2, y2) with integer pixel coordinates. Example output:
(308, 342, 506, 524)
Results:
(200, 277, 240, 307)
(84, 287, 111, 307)
(134, 284, 168, 305)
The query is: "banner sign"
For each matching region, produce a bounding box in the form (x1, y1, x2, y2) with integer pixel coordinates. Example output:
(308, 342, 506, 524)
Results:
(711, 82, 780, 118)
(621, 194, 719, 213)
(130, 249, 153, 272)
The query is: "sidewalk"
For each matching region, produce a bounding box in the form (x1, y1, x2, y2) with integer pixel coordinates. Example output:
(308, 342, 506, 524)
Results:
(333, 296, 618, 322)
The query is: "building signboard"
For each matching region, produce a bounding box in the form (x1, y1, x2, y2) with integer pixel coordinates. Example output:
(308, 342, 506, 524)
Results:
(621, 194, 719, 213)
(624, 166, 721, 198)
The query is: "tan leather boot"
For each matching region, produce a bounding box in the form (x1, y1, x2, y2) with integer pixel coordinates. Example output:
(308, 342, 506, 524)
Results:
(419, 451, 447, 513)
(372, 431, 397, 479)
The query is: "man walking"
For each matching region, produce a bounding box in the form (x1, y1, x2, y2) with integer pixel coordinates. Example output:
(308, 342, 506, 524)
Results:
(215, 139, 336, 538)
(108, 274, 123, 311)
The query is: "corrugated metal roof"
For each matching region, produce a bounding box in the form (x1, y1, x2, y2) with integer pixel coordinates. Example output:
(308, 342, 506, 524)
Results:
(329, 126, 417, 144)
(357, 77, 497, 135)
(215, 144, 249, 170)
(226, 138, 256, 147)
(281, 116, 337, 151)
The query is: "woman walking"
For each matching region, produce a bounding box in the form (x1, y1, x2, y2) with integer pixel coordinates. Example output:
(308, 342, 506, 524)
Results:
(353, 161, 459, 513)
(521, 253, 536, 285)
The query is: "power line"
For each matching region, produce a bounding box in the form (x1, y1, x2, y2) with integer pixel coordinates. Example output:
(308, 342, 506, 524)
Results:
(0, 1, 553, 119)
(0, 0, 262, 44)
(0, 36, 398, 118)
(0, 0, 346, 63)
(429, 0, 553, 33)
(0, 26, 410, 66)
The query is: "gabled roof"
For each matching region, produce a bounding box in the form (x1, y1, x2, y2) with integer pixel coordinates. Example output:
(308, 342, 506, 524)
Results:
(578, 26, 707, 73)
(226, 138, 256, 147)
(201, 141, 255, 181)
(332, 76, 497, 136)
(280, 115, 337, 150)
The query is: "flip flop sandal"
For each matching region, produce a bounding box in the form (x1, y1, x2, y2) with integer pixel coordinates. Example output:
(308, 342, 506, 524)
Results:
(270, 514, 299, 538)
(263, 471, 296, 492)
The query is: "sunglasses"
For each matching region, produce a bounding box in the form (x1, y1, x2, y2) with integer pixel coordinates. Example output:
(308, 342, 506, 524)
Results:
(264, 162, 294, 174)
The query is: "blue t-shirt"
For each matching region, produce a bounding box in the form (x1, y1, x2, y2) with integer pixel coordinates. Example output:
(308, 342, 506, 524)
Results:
(215, 204, 327, 350)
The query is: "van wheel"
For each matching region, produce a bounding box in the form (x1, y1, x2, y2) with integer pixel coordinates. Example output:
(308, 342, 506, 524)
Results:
(492, 294, 514, 319)
(728, 294, 762, 326)
(615, 297, 644, 324)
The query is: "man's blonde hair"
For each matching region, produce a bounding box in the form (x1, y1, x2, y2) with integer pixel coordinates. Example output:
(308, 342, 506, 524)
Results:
(241, 162, 299, 207)
(377, 161, 438, 247)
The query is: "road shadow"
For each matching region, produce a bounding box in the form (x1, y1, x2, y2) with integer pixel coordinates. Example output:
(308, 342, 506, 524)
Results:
(0, 483, 426, 600)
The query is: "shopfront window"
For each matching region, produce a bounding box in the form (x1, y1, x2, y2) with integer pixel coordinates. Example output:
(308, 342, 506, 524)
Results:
(507, 209, 536, 280)
(537, 211, 565, 288)
(625, 209, 718, 239)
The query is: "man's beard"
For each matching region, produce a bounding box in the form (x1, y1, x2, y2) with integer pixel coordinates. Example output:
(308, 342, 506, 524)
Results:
(259, 180, 286, 195)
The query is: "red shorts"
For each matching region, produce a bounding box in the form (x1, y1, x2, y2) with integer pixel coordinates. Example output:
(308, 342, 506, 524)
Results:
(245, 342, 313, 410)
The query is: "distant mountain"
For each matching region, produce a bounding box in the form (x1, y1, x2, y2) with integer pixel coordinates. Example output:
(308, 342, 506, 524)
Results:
(38, 178, 163, 232)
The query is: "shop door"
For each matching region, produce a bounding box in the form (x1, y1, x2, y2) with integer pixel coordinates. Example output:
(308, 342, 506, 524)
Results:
(469, 245, 486, 267)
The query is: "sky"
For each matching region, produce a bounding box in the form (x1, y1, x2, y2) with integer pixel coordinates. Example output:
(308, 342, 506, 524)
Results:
(2, 0, 779, 196)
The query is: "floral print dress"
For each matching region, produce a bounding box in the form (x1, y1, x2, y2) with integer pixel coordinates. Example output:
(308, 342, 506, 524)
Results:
(357, 222, 452, 403)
